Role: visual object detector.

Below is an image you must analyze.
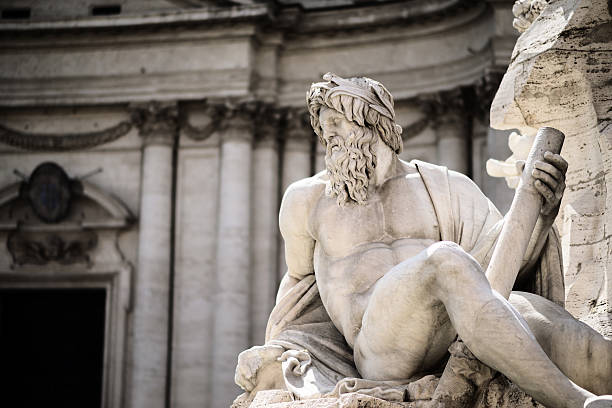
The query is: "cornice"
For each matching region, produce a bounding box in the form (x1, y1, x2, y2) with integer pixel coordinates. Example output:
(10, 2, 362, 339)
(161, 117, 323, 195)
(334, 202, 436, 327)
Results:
(280, 0, 486, 39)
(0, 121, 133, 151)
(0, 4, 270, 32)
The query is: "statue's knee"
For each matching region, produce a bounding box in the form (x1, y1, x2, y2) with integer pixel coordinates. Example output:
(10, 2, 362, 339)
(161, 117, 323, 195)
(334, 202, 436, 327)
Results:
(426, 241, 465, 266)
(425, 241, 480, 280)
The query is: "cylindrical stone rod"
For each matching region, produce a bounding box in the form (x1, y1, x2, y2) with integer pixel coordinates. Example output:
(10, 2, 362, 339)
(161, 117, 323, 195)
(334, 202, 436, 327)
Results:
(485, 127, 564, 299)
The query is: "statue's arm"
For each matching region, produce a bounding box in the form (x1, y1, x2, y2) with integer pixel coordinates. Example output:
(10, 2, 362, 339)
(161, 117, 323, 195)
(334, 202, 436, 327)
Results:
(519, 152, 568, 270)
(278, 180, 317, 289)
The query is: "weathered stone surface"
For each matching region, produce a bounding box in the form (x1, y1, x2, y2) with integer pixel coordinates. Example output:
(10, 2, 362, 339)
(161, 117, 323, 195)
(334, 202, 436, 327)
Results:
(237, 384, 545, 408)
(490, 0, 612, 336)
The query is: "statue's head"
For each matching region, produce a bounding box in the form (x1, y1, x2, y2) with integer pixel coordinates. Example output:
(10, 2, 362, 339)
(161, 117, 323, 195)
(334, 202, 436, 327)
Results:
(307, 73, 403, 205)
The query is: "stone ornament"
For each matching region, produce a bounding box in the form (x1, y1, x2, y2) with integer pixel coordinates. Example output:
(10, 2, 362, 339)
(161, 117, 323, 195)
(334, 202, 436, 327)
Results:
(180, 102, 226, 141)
(0, 121, 133, 151)
(234, 73, 612, 408)
(23, 162, 79, 223)
(0, 162, 133, 268)
(7, 230, 97, 266)
(512, 0, 550, 33)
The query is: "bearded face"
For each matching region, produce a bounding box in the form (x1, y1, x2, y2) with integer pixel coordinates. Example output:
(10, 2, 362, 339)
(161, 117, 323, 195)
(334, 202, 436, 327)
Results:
(320, 108, 377, 206)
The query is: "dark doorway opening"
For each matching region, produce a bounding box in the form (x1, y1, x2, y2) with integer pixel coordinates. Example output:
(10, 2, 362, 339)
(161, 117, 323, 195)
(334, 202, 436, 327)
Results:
(0, 288, 106, 408)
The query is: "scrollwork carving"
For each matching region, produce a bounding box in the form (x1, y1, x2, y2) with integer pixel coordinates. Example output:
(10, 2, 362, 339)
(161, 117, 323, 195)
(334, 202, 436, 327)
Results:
(7, 230, 98, 267)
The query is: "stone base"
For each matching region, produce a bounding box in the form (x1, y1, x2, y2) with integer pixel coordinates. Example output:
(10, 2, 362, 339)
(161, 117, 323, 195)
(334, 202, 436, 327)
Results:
(233, 390, 415, 408)
(232, 375, 545, 408)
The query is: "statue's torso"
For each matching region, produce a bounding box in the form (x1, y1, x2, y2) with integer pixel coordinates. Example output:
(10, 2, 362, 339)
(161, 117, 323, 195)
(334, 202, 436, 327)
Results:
(310, 171, 440, 345)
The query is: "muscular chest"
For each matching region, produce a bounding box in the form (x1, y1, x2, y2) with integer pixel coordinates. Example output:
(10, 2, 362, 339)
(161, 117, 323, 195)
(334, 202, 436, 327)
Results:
(313, 176, 440, 258)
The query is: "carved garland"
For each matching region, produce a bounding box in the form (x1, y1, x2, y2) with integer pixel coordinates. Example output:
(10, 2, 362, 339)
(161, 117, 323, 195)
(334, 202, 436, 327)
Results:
(0, 121, 133, 151)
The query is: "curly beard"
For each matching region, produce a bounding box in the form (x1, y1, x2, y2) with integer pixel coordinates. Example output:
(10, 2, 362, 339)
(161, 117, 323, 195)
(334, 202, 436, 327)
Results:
(325, 126, 377, 206)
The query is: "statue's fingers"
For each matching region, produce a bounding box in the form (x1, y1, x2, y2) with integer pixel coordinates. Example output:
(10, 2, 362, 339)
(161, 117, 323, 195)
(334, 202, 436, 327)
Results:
(534, 160, 563, 181)
(535, 180, 555, 204)
(544, 151, 568, 172)
(235, 371, 255, 392)
(532, 168, 558, 190)
(555, 180, 566, 200)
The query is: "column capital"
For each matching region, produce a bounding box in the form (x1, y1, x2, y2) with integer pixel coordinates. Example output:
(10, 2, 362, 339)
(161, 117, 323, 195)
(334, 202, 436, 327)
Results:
(471, 70, 504, 123)
(218, 100, 259, 143)
(418, 88, 467, 130)
(130, 101, 178, 146)
(254, 103, 282, 148)
(284, 107, 314, 140)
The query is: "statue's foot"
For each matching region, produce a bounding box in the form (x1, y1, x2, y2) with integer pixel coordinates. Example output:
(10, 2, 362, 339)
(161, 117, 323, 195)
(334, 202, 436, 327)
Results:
(585, 396, 612, 408)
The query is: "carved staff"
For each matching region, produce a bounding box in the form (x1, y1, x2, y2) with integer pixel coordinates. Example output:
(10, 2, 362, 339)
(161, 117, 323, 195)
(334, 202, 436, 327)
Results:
(485, 127, 565, 298)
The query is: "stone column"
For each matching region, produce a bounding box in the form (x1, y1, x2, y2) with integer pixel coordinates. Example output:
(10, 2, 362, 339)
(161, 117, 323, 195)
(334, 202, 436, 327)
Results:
(129, 102, 178, 408)
(250, 105, 281, 345)
(435, 115, 470, 175)
(471, 118, 487, 189)
(427, 89, 470, 175)
(211, 103, 255, 408)
(278, 108, 314, 279)
(281, 108, 314, 192)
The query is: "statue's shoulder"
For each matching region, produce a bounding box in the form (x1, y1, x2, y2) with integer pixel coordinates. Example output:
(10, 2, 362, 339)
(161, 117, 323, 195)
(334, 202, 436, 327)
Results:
(280, 173, 326, 220)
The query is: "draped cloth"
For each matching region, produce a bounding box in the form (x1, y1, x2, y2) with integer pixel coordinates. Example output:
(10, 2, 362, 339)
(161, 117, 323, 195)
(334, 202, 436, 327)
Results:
(264, 160, 564, 401)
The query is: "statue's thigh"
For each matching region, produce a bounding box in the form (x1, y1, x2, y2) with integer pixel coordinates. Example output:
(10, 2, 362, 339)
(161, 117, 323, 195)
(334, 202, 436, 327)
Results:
(354, 254, 456, 380)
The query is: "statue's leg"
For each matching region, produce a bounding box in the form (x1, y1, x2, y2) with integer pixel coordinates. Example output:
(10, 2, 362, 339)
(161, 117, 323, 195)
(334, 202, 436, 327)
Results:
(355, 241, 595, 408)
(510, 291, 612, 395)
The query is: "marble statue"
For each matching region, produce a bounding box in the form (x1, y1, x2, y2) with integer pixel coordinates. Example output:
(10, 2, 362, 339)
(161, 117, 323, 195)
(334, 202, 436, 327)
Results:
(234, 73, 612, 408)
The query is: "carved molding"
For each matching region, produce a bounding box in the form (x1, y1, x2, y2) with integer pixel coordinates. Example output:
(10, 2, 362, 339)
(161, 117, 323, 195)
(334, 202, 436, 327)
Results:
(0, 121, 132, 151)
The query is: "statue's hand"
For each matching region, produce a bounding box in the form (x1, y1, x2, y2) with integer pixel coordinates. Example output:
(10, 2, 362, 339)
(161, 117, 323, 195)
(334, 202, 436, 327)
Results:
(532, 151, 568, 217)
(234, 345, 285, 392)
(517, 151, 567, 217)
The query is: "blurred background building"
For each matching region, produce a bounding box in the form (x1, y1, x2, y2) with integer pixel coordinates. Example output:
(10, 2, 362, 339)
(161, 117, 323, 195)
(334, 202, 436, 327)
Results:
(0, 1, 519, 407)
